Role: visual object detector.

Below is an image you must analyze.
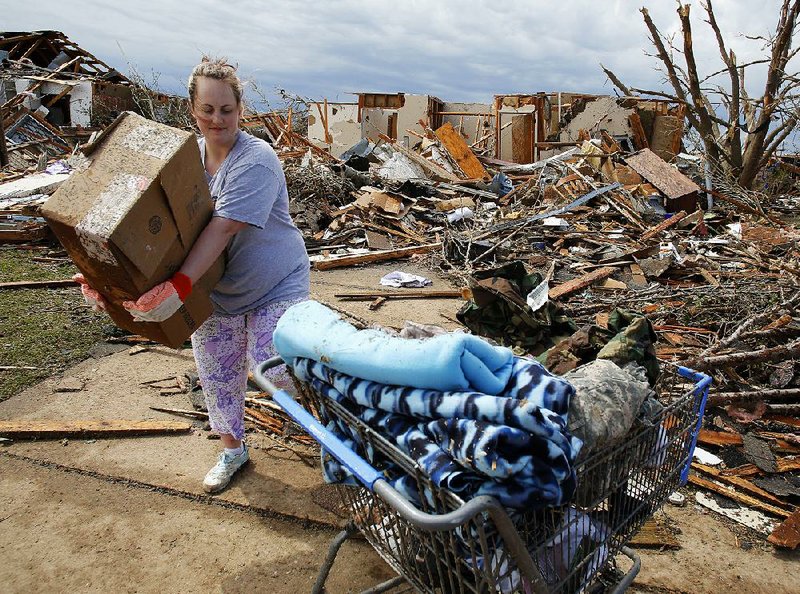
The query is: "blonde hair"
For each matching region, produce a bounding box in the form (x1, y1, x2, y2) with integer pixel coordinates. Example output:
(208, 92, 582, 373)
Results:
(188, 56, 243, 106)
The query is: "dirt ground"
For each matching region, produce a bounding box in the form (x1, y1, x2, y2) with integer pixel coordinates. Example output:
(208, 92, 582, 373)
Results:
(1, 262, 798, 593)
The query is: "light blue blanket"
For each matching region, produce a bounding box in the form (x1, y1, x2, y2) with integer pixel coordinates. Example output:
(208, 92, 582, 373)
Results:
(273, 300, 514, 395)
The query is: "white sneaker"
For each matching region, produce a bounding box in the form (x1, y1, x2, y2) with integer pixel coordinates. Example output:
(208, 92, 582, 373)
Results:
(203, 444, 249, 493)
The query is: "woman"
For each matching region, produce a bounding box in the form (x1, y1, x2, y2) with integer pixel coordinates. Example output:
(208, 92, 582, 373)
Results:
(80, 57, 309, 494)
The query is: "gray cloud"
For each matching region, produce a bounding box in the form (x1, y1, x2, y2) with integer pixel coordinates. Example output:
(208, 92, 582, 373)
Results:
(4, 0, 790, 106)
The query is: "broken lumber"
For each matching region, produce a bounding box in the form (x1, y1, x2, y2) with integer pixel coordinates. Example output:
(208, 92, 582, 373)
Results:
(378, 133, 459, 182)
(334, 289, 462, 301)
(0, 419, 192, 439)
(0, 279, 77, 289)
(628, 518, 680, 549)
(768, 511, 800, 549)
(688, 339, 800, 371)
(707, 388, 800, 406)
(687, 474, 790, 518)
(149, 406, 208, 420)
(691, 463, 795, 510)
(640, 210, 688, 241)
(698, 429, 742, 447)
(548, 267, 616, 300)
(313, 243, 441, 271)
(434, 122, 489, 180)
(721, 457, 800, 477)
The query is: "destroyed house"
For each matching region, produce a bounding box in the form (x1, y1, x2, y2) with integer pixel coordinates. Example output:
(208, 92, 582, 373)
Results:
(1, 30, 188, 170)
(309, 90, 685, 166)
(0, 30, 132, 128)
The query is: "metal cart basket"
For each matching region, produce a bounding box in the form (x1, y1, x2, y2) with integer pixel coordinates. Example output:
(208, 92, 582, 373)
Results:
(254, 358, 711, 594)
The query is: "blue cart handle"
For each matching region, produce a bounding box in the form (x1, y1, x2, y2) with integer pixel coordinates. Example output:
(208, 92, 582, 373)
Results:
(254, 357, 383, 489)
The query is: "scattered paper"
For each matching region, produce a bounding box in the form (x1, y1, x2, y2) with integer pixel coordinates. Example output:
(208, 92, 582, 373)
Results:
(447, 207, 474, 223)
(693, 446, 722, 466)
(380, 271, 432, 288)
(526, 278, 549, 312)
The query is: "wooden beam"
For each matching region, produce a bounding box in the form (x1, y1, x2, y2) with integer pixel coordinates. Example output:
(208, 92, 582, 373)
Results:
(45, 84, 74, 108)
(698, 429, 742, 447)
(313, 243, 440, 271)
(640, 210, 688, 241)
(0, 419, 193, 439)
(434, 121, 489, 180)
(692, 463, 795, 510)
(548, 266, 616, 300)
(0, 279, 78, 289)
(335, 290, 463, 301)
(687, 474, 790, 518)
(721, 457, 800, 478)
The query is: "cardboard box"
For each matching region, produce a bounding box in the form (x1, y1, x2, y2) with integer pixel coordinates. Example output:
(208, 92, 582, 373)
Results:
(42, 111, 223, 348)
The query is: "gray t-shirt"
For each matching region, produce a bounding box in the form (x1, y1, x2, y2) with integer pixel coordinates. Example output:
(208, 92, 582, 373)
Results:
(200, 131, 309, 315)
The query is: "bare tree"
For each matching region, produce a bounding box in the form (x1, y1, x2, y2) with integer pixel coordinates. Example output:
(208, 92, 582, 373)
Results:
(605, 1, 800, 189)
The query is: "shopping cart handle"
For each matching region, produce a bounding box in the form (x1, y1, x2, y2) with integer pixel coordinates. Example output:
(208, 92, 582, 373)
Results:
(253, 358, 384, 489)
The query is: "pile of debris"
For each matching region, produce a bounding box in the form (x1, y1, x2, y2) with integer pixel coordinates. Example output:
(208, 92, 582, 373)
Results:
(271, 114, 800, 546)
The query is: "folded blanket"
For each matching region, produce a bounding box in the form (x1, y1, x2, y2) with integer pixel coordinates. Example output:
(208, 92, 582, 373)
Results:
(274, 300, 514, 395)
(294, 356, 581, 509)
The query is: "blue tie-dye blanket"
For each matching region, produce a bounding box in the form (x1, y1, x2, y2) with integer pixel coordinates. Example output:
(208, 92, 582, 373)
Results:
(292, 356, 582, 510)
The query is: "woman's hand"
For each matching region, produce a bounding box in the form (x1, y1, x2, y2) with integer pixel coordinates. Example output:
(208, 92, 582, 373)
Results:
(73, 273, 108, 312)
(122, 273, 192, 323)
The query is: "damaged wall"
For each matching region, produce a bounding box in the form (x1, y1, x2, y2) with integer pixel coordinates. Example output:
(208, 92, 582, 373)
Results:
(558, 95, 635, 143)
(440, 102, 492, 146)
(308, 102, 360, 157)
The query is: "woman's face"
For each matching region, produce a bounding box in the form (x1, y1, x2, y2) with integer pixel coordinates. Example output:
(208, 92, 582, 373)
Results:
(191, 76, 241, 149)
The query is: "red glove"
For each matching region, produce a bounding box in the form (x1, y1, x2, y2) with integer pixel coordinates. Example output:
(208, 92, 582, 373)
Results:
(73, 273, 107, 312)
(122, 273, 192, 323)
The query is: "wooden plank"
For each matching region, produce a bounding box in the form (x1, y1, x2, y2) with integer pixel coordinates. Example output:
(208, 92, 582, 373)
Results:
(628, 518, 680, 549)
(313, 243, 441, 271)
(624, 148, 701, 200)
(0, 420, 192, 439)
(0, 277, 79, 289)
(688, 474, 790, 518)
(548, 266, 616, 300)
(640, 210, 688, 241)
(335, 290, 463, 301)
(768, 511, 800, 549)
(698, 429, 743, 447)
(628, 112, 649, 150)
(722, 458, 800, 478)
(692, 463, 795, 510)
(0, 279, 77, 289)
(436, 122, 489, 179)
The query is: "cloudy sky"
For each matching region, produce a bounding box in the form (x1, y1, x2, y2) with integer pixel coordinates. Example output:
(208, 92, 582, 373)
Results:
(4, 1, 790, 107)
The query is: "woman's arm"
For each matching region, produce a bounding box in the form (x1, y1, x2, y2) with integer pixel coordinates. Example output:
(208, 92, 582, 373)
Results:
(179, 215, 248, 283)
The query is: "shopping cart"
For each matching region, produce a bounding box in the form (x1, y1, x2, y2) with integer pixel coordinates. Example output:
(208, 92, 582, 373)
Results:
(254, 358, 711, 594)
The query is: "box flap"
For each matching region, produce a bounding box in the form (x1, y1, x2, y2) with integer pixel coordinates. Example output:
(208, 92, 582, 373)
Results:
(159, 139, 214, 248)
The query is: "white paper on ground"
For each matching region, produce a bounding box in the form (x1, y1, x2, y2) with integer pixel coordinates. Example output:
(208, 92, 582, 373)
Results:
(380, 271, 433, 288)
(447, 207, 474, 223)
(694, 492, 776, 535)
(693, 446, 723, 466)
(526, 278, 549, 312)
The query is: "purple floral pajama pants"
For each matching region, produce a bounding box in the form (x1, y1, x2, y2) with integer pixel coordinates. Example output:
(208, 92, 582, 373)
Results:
(191, 297, 305, 440)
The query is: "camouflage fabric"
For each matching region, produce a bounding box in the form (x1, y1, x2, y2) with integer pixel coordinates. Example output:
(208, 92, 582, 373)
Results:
(563, 359, 653, 453)
(456, 261, 576, 356)
(597, 310, 660, 385)
(539, 308, 660, 385)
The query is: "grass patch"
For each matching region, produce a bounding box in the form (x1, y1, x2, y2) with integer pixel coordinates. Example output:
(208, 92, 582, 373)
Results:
(0, 247, 115, 402)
